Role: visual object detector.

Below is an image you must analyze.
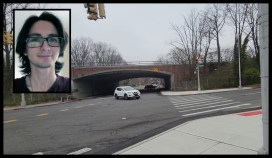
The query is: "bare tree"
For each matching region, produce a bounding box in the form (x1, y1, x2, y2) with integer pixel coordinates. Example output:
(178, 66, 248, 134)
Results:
(3, 3, 46, 99)
(198, 9, 217, 67)
(104, 45, 124, 66)
(221, 48, 234, 62)
(156, 54, 171, 64)
(159, 47, 188, 65)
(92, 42, 125, 66)
(246, 3, 259, 69)
(169, 48, 188, 64)
(205, 4, 227, 65)
(71, 38, 126, 67)
(71, 37, 94, 67)
(169, 9, 202, 66)
(226, 3, 251, 84)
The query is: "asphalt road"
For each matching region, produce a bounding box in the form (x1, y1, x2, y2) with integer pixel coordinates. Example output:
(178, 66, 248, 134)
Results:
(4, 88, 261, 155)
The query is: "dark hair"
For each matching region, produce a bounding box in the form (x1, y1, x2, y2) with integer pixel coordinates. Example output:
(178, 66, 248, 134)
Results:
(16, 11, 68, 75)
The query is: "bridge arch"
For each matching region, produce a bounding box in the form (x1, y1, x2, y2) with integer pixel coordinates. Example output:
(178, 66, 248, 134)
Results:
(72, 69, 174, 98)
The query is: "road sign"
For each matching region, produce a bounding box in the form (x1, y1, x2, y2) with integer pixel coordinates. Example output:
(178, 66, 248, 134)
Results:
(153, 67, 158, 72)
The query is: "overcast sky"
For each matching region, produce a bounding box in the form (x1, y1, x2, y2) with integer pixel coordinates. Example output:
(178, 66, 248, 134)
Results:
(47, 3, 234, 62)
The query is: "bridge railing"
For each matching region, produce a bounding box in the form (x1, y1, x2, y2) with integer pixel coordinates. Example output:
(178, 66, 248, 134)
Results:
(71, 61, 172, 67)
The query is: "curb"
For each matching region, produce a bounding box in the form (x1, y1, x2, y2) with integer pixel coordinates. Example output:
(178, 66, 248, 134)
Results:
(3, 101, 62, 111)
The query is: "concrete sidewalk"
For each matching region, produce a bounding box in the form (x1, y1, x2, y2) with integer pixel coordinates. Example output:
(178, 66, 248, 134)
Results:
(114, 87, 263, 155)
(114, 110, 263, 155)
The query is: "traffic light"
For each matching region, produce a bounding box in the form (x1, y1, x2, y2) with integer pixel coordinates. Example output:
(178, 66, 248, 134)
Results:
(195, 55, 199, 64)
(84, 3, 106, 20)
(84, 3, 98, 20)
(3, 33, 7, 44)
(3, 32, 13, 45)
(98, 3, 106, 19)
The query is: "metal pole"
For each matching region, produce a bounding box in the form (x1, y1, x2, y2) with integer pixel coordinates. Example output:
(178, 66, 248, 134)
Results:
(197, 65, 201, 91)
(237, 33, 242, 89)
(257, 3, 269, 155)
(21, 93, 26, 106)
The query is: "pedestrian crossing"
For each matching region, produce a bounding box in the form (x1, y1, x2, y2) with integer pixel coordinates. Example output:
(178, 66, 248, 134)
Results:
(168, 94, 252, 117)
(32, 147, 92, 155)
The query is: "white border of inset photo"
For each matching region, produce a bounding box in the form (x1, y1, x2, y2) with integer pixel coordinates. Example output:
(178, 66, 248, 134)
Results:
(13, 9, 71, 93)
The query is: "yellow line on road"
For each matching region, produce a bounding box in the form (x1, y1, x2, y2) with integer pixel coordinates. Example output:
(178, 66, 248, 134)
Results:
(36, 113, 48, 117)
(60, 109, 69, 112)
(4, 119, 17, 124)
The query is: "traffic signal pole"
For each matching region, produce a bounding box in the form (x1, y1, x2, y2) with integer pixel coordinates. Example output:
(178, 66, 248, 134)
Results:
(257, 3, 269, 155)
(197, 64, 200, 91)
(195, 55, 201, 91)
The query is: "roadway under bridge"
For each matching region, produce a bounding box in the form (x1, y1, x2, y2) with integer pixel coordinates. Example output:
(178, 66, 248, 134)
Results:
(71, 64, 192, 98)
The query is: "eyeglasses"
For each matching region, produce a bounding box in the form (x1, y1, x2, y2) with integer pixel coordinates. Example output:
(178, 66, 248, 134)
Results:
(26, 36, 64, 48)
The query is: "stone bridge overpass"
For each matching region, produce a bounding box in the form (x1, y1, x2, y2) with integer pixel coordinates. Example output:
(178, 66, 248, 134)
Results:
(71, 64, 192, 98)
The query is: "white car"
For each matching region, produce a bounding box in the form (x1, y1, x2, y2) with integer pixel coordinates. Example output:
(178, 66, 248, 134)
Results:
(114, 86, 141, 100)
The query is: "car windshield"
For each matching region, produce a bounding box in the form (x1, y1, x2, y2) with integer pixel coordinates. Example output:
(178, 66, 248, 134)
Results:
(123, 86, 135, 91)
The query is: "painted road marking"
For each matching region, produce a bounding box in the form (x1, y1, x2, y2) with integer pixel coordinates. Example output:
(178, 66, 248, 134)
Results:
(4, 119, 17, 124)
(173, 98, 225, 105)
(67, 147, 92, 155)
(170, 96, 223, 104)
(32, 152, 44, 155)
(237, 110, 262, 116)
(179, 102, 239, 112)
(175, 99, 233, 108)
(182, 103, 251, 117)
(241, 92, 261, 96)
(60, 109, 69, 112)
(36, 113, 48, 117)
(75, 104, 94, 109)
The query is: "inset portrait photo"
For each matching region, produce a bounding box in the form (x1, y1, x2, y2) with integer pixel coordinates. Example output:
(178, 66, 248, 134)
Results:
(13, 9, 71, 93)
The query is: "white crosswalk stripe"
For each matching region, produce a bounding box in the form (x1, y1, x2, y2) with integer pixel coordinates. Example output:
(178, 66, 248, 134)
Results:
(174, 99, 233, 107)
(170, 96, 223, 104)
(176, 100, 235, 109)
(67, 147, 92, 155)
(168, 94, 252, 117)
(182, 103, 251, 117)
(32, 147, 92, 155)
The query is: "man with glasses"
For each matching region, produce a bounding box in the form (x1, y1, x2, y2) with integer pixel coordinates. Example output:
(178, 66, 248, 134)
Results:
(14, 11, 70, 92)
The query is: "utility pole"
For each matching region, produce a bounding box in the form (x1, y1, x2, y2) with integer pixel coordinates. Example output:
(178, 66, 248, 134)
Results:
(257, 3, 269, 155)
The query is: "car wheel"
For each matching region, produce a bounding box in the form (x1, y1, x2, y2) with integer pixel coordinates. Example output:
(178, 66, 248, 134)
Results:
(115, 94, 119, 99)
(124, 94, 128, 100)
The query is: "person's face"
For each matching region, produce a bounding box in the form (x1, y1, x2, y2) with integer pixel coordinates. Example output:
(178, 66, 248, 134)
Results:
(26, 20, 60, 71)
